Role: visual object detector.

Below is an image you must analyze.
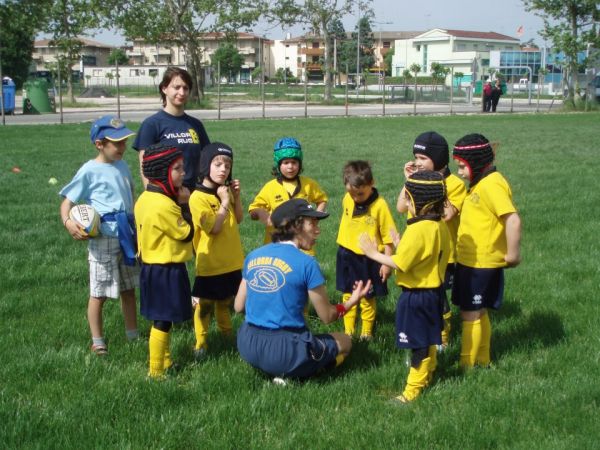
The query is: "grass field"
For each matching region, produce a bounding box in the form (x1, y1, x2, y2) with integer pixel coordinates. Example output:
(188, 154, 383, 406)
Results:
(1, 113, 599, 448)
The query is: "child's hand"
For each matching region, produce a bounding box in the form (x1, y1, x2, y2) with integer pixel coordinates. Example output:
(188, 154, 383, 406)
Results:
(380, 264, 391, 282)
(403, 161, 417, 179)
(230, 179, 241, 197)
(217, 185, 230, 205)
(178, 186, 191, 204)
(65, 219, 89, 241)
(389, 228, 401, 247)
(359, 233, 377, 257)
(504, 251, 521, 268)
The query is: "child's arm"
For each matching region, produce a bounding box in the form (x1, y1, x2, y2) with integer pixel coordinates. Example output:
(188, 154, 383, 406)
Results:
(379, 243, 394, 281)
(60, 197, 89, 240)
(503, 212, 522, 267)
(443, 201, 458, 221)
(210, 185, 232, 235)
(316, 201, 327, 212)
(230, 179, 244, 224)
(234, 279, 247, 313)
(138, 150, 149, 189)
(359, 234, 399, 270)
(249, 208, 271, 226)
(309, 280, 372, 324)
(396, 186, 408, 213)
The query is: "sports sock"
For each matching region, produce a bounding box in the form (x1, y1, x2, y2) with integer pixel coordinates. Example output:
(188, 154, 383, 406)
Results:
(441, 311, 452, 346)
(92, 337, 106, 347)
(460, 319, 482, 369)
(427, 345, 437, 385)
(359, 297, 376, 337)
(341, 293, 356, 335)
(335, 353, 347, 367)
(476, 312, 491, 367)
(215, 299, 233, 336)
(148, 326, 169, 378)
(126, 329, 139, 341)
(402, 356, 431, 401)
(194, 300, 213, 350)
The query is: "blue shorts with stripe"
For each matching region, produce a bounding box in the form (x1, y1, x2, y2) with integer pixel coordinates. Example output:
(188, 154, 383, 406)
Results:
(140, 262, 192, 323)
(336, 246, 387, 297)
(451, 263, 504, 311)
(395, 287, 445, 349)
(237, 322, 339, 379)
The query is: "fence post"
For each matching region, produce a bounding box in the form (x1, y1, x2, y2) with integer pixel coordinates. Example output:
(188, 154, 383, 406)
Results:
(382, 72, 386, 116)
(217, 61, 221, 120)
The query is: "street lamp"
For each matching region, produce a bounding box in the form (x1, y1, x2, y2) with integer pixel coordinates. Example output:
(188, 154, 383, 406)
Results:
(355, 1, 361, 97)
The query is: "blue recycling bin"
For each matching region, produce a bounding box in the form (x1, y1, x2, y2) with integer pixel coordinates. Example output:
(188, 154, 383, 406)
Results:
(2, 77, 16, 115)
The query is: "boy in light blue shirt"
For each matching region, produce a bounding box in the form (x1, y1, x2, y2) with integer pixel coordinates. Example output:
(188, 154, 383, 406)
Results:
(59, 115, 139, 355)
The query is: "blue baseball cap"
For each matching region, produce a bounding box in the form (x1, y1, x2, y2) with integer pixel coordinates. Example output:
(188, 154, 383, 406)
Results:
(90, 115, 136, 143)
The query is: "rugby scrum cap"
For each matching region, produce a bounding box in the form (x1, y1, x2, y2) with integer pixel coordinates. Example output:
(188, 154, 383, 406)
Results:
(452, 133, 495, 184)
(273, 137, 303, 175)
(90, 115, 136, 143)
(271, 198, 329, 228)
(404, 170, 446, 215)
(142, 143, 183, 196)
(198, 142, 234, 184)
(413, 131, 449, 171)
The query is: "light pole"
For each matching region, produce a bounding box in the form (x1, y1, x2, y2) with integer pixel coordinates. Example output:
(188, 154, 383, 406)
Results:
(355, 1, 361, 97)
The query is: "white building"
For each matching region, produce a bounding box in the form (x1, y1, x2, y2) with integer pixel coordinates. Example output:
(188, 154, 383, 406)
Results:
(392, 29, 521, 85)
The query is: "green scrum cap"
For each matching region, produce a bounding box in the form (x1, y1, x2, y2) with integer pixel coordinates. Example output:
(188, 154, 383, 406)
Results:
(273, 137, 303, 176)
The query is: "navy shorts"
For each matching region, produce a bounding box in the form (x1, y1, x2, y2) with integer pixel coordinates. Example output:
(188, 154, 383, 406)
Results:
(395, 287, 445, 349)
(451, 263, 504, 311)
(237, 322, 339, 379)
(444, 263, 456, 290)
(140, 263, 192, 323)
(336, 246, 387, 297)
(192, 270, 242, 300)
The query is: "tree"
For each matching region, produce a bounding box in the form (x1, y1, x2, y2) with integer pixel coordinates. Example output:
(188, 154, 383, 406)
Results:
(454, 71, 464, 91)
(383, 47, 394, 76)
(108, 48, 129, 66)
(348, 13, 376, 77)
(269, 0, 362, 101)
(105, 71, 114, 87)
(211, 43, 243, 82)
(0, 0, 49, 88)
(327, 17, 347, 84)
(524, 0, 600, 105)
(106, 0, 261, 101)
(410, 62, 420, 113)
(430, 61, 446, 98)
(43, 0, 102, 103)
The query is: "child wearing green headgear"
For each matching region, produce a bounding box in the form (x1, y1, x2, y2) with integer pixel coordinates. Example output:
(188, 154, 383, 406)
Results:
(248, 137, 328, 255)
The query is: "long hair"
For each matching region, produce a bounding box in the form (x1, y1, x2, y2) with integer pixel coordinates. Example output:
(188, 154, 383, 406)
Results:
(159, 67, 193, 107)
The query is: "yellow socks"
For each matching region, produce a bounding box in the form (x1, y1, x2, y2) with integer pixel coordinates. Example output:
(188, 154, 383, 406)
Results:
(359, 297, 376, 338)
(214, 298, 233, 336)
(400, 356, 432, 402)
(460, 319, 482, 369)
(427, 345, 437, 385)
(476, 312, 491, 367)
(341, 293, 356, 335)
(148, 327, 170, 378)
(441, 311, 452, 347)
(194, 299, 213, 350)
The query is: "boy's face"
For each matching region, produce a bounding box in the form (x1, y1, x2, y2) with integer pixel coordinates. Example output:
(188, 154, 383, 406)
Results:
(279, 158, 300, 179)
(209, 157, 232, 185)
(296, 217, 320, 251)
(96, 139, 127, 163)
(456, 161, 471, 180)
(170, 158, 185, 188)
(345, 182, 374, 204)
(414, 153, 435, 172)
(162, 75, 190, 108)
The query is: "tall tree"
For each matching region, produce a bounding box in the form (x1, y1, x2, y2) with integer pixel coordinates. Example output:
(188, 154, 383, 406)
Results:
(269, 0, 362, 100)
(211, 43, 244, 82)
(107, 0, 261, 100)
(108, 48, 129, 66)
(0, 0, 49, 88)
(43, 0, 102, 102)
(524, 0, 600, 105)
(348, 14, 375, 77)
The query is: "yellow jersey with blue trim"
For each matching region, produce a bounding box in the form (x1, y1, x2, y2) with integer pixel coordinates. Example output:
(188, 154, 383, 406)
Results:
(249, 175, 328, 244)
(392, 218, 450, 289)
(457, 171, 517, 268)
(189, 189, 244, 276)
(336, 192, 397, 254)
(445, 173, 467, 264)
(134, 190, 193, 264)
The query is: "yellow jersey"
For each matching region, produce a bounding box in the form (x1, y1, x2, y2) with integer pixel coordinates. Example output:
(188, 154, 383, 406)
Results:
(445, 173, 467, 264)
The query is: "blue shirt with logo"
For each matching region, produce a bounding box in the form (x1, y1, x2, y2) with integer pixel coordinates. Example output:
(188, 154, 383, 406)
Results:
(243, 243, 325, 329)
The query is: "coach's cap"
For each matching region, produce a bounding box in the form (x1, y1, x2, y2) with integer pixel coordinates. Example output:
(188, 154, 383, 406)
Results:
(412, 131, 449, 171)
(271, 198, 329, 228)
(90, 115, 136, 143)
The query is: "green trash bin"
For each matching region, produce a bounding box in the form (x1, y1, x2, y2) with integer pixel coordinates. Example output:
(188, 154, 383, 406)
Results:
(474, 80, 482, 95)
(23, 79, 55, 114)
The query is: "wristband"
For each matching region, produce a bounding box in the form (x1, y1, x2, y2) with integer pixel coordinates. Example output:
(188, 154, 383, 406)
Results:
(336, 303, 346, 319)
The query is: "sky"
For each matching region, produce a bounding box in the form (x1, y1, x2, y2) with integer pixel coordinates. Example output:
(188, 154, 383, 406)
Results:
(79, 0, 547, 47)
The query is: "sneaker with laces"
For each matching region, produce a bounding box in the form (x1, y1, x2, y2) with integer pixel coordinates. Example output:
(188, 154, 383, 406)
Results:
(91, 344, 108, 356)
(272, 377, 288, 386)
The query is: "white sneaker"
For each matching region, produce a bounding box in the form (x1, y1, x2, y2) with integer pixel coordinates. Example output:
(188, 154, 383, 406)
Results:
(272, 377, 288, 386)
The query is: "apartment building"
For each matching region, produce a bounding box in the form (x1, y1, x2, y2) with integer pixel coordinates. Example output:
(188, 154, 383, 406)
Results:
(32, 38, 114, 72)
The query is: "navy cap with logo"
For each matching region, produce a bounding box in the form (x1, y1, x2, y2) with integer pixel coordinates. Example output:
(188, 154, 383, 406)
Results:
(271, 198, 329, 228)
(198, 142, 234, 184)
(90, 115, 136, 143)
(412, 131, 449, 171)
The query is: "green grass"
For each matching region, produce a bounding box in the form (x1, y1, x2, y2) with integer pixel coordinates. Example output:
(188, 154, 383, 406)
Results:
(1, 113, 599, 448)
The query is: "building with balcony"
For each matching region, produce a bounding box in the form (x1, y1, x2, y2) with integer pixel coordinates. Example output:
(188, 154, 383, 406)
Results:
(32, 38, 114, 72)
(391, 29, 521, 85)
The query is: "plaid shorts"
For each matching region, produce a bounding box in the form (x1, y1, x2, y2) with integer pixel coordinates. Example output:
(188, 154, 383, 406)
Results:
(88, 236, 139, 299)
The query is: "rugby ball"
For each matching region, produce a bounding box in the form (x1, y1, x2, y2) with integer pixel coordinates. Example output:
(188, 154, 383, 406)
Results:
(69, 204, 100, 237)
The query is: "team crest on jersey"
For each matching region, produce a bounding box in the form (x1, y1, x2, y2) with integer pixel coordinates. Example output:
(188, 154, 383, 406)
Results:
(472, 294, 482, 305)
(188, 128, 200, 144)
(248, 266, 286, 293)
(398, 332, 409, 343)
(470, 193, 480, 204)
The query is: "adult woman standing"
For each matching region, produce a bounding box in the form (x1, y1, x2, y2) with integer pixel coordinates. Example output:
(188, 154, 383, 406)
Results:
(133, 67, 210, 190)
(235, 198, 371, 381)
